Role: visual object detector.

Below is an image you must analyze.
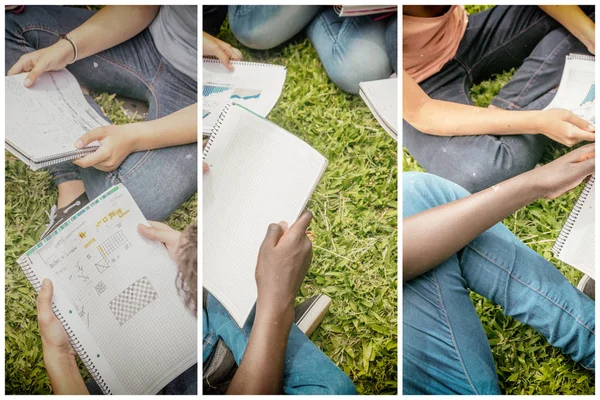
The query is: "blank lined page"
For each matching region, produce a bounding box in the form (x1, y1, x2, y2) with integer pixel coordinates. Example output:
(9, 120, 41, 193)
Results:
(203, 104, 327, 326)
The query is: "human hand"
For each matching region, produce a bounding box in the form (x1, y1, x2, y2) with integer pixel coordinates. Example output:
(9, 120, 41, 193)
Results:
(72, 125, 138, 172)
(531, 143, 595, 199)
(203, 32, 242, 71)
(536, 108, 595, 147)
(138, 221, 182, 259)
(37, 279, 75, 358)
(255, 211, 313, 316)
(7, 39, 75, 87)
(203, 138, 209, 173)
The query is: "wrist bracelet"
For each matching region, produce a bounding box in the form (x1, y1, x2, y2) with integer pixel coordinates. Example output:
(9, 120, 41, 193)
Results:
(59, 34, 77, 64)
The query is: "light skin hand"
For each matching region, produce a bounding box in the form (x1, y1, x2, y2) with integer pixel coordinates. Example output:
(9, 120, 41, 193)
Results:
(203, 32, 242, 71)
(535, 108, 595, 147)
(7, 40, 74, 87)
(138, 221, 182, 259)
(37, 279, 89, 394)
(72, 125, 137, 172)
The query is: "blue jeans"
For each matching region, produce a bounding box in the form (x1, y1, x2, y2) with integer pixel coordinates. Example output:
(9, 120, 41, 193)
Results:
(227, 6, 396, 94)
(203, 293, 357, 394)
(403, 5, 595, 194)
(402, 172, 595, 395)
(5, 6, 197, 221)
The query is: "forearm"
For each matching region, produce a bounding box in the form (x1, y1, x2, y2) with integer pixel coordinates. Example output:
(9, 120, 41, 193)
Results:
(43, 349, 89, 394)
(539, 5, 594, 52)
(66, 6, 160, 61)
(226, 303, 293, 394)
(412, 98, 541, 136)
(403, 171, 542, 281)
(131, 104, 198, 151)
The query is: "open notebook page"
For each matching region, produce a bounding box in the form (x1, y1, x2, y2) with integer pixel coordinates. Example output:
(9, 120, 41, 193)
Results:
(359, 78, 398, 139)
(202, 58, 286, 133)
(6, 70, 105, 160)
(203, 104, 327, 327)
(554, 177, 595, 279)
(19, 185, 196, 394)
(545, 54, 594, 110)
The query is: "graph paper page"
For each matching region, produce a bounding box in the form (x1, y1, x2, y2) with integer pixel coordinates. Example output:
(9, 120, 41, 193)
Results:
(203, 104, 327, 327)
(19, 184, 197, 394)
(202, 58, 286, 132)
(6, 70, 106, 160)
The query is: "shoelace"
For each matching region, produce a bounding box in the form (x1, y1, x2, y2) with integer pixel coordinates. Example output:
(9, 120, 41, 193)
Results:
(41, 205, 58, 239)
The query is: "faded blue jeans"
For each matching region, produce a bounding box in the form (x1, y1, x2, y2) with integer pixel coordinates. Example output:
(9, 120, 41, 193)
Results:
(403, 5, 595, 194)
(5, 6, 197, 221)
(203, 293, 357, 394)
(403, 172, 595, 395)
(228, 5, 397, 94)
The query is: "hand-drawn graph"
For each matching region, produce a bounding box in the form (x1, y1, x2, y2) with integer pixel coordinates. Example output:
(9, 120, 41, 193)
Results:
(108, 276, 158, 326)
(230, 88, 262, 100)
(203, 84, 233, 121)
(581, 83, 595, 104)
(99, 230, 130, 255)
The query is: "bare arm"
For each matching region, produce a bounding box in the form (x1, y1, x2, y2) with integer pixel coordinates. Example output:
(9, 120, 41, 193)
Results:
(227, 212, 314, 394)
(131, 104, 198, 151)
(403, 70, 595, 146)
(226, 306, 293, 394)
(65, 6, 160, 61)
(539, 5, 595, 54)
(403, 145, 595, 281)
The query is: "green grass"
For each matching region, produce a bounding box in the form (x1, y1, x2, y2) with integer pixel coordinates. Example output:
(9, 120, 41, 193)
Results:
(401, 5, 594, 395)
(5, 16, 397, 395)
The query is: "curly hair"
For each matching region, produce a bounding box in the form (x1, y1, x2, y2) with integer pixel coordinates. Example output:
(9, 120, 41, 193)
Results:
(176, 223, 197, 316)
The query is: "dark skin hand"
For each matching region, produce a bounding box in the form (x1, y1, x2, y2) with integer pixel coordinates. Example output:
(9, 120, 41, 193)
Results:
(227, 211, 314, 394)
(403, 144, 595, 282)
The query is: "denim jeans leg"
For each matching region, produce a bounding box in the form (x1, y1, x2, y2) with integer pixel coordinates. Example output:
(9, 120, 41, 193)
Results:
(385, 14, 397, 73)
(403, 172, 500, 394)
(402, 172, 595, 394)
(306, 8, 392, 94)
(491, 13, 595, 110)
(228, 5, 322, 50)
(204, 294, 357, 394)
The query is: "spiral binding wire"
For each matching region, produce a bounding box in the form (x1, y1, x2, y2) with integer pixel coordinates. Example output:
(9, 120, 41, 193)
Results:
(17, 256, 112, 395)
(35, 147, 98, 165)
(203, 103, 231, 160)
(552, 175, 595, 257)
(567, 54, 595, 62)
(202, 57, 287, 70)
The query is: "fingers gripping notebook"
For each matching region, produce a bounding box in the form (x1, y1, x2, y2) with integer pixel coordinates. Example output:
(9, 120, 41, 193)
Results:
(203, 104, 327, 327)
(202, 58, 287, 133)
(17, 184, 197, 394)
(6, 69, 107, 170)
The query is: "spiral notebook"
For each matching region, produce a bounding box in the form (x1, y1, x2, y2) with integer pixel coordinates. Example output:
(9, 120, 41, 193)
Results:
(203, 103, 328, 327)
(17, 184, 197, 394)
(359, 78, 398, 140)
(552, 176, 595, 279)
(202, 57, 287, 133)
(550, 54, 595, 279)
(5, 69, 107, 170)
(333, 5, 397, 17)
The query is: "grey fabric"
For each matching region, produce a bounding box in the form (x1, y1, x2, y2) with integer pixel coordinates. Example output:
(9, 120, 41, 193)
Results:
(149, 5, 198, 81)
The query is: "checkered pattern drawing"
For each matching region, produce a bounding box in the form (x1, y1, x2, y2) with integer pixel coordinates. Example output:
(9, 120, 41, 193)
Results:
(95, 280, 107, 296)
(108, 276, 158, 326)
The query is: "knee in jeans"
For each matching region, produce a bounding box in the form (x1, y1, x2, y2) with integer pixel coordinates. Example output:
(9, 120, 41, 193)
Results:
(321, 371, 357, 395)
(325, 50, 391, 94)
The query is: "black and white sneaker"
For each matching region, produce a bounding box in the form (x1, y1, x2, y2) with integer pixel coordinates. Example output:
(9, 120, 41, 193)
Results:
(40, 192, 89, 240)
(577, 275, 595, 301)
(294, 294, 332, 337)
